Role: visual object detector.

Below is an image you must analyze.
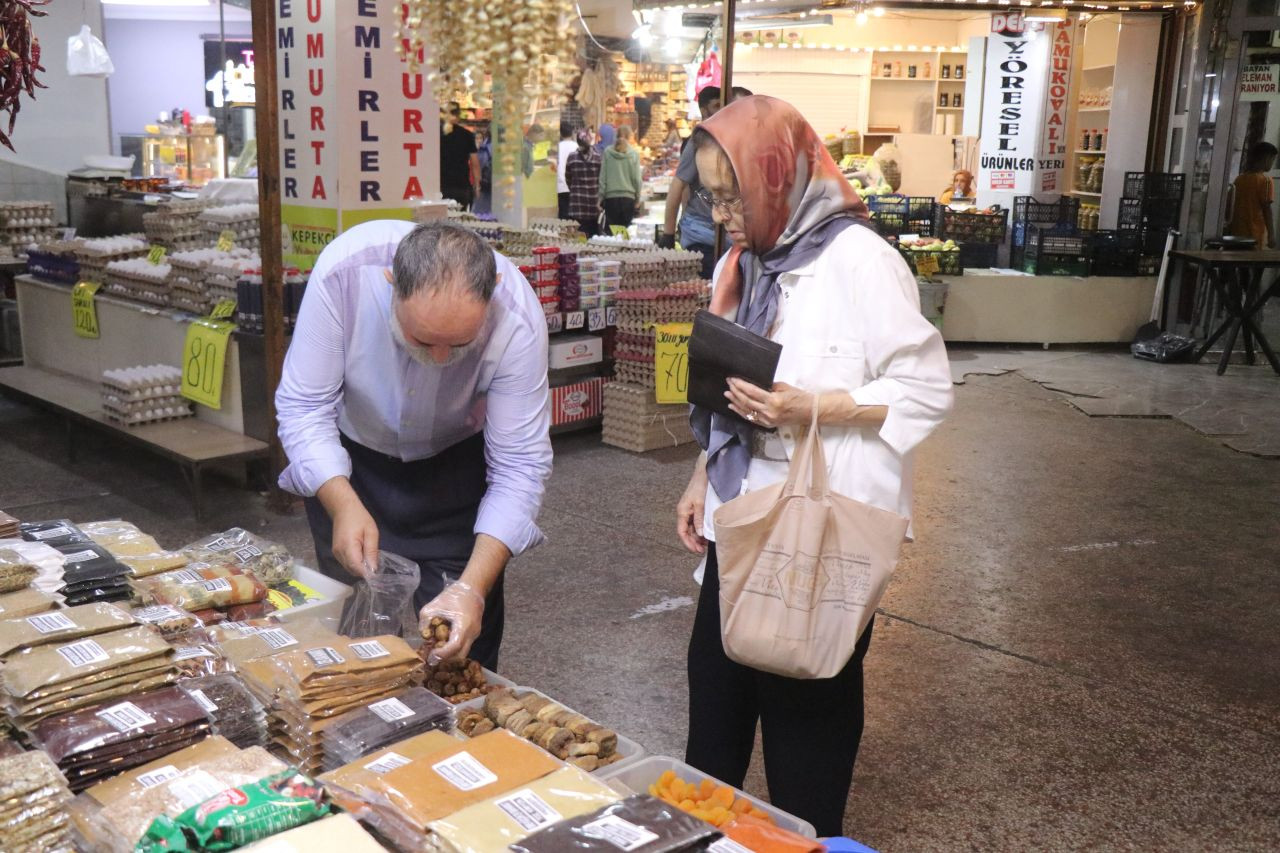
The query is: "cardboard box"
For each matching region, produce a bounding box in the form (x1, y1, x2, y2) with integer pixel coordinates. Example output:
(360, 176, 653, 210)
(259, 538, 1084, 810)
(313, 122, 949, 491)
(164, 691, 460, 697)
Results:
(551, 378, 604, 427)
(548, 334, 603, 370)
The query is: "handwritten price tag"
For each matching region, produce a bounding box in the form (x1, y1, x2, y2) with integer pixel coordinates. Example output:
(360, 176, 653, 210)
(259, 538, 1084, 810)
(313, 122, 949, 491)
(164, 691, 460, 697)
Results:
(565, 311, 585, 331)
(147, 245, 167, 265)
(209, 299, 236, 321)
(71, 281, 102, 339)
(586, 308, 605, 332)
(181, 319, 235, 410)
(913, 253, 940, 278)
(654, 322, 693, 404)
(216, 230, 236, 252)
(609, 225, 631, 238)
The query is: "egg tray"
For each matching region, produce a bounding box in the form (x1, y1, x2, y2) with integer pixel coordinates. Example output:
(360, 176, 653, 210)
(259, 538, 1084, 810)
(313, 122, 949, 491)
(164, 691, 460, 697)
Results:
(104, 407, 195, 427)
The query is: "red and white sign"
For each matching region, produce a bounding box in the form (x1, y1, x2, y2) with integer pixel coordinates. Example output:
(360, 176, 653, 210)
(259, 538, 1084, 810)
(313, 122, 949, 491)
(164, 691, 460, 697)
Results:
(990, 171, 1015, 190)
(1036, 17, 1078, 196)
(551, 378, 603, 427)
(1240, 64, 1280, 100)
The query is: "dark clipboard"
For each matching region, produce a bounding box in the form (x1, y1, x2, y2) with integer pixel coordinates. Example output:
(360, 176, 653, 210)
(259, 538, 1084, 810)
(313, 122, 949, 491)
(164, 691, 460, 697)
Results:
(687, 309, 783, 426)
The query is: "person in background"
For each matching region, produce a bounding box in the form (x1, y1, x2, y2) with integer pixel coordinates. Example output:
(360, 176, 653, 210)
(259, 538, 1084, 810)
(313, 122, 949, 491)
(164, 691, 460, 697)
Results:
(473, 129, 493, 216)
(664, 119, 681, 148)
(439, 102, 479, 210)
(522, 123, 546, 179)
(276, 221, 553, 671)
(599, 125, 642, 232)
(1228, 141, 1277, 249)
(939, 169, 975, 205)
(595, 123, 617, 157)
(556, 122, 576, 221)
(660, 86, 755, 280)
(674, 95, 953, 837)
(566, 129, 602, 238)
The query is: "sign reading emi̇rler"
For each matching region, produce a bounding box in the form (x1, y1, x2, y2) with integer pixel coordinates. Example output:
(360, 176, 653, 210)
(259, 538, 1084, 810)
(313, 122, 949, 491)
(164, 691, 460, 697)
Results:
(977, 12, 1076, 204)
(276, 0, 440, 269)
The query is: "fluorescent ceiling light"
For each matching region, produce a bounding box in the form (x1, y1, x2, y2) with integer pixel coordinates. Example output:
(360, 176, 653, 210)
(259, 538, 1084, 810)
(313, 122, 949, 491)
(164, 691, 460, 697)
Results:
(737, 14, 834, 30)
(103, 0, 210, 6)
(633, 23, 654, 46)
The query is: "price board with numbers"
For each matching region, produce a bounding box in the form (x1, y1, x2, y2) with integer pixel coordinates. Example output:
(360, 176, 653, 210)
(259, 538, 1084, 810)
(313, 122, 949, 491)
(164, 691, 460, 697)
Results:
(209, 299, 236, 321)
(565, 310, 585, 331)
(913, 253, 940, 278)
(654, 322, 693, 404)
(147, 245, 167, 265)
(216, 230, 236, 252)
(546, 313, 563, 334)
(609, 225, 631, 238)
(181, 319, 235, 409)
(605, 306, 617, 327)
(71, 281, 102, 339)
(586, 308, 605, 332)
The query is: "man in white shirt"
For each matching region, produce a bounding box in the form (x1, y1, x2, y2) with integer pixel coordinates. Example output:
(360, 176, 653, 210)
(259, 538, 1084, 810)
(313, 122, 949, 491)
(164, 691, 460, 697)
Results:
(276, 220, 552, 668)
(556, 122, 577, 220)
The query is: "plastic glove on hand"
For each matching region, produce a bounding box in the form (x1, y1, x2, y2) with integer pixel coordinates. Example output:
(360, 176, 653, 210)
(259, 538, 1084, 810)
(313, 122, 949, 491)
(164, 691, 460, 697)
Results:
(418, 582, 485, 665)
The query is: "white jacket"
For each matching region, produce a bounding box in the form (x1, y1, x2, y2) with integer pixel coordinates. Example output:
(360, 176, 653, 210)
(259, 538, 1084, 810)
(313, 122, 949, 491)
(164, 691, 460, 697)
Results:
(703, 224, 954, 542)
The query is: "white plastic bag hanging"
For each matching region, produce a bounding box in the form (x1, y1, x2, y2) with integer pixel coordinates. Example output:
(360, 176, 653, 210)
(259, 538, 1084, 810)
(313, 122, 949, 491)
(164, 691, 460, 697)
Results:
(67, 25, 114, 78)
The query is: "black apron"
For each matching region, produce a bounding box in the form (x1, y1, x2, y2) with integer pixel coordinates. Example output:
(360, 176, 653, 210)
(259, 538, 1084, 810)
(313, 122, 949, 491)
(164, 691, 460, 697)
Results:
(304, 431, 505, 669)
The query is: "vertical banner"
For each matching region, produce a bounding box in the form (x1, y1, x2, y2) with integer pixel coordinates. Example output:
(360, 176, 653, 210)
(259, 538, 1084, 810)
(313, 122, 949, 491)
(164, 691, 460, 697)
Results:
(977, 11, 1052, 209)
(277, 0, 440, 269)
(1035, 17, 1079, 194)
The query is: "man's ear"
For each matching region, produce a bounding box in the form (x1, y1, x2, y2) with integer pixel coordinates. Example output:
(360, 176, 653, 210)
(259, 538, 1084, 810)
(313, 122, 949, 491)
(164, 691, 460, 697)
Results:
(383, 268, 393, 284)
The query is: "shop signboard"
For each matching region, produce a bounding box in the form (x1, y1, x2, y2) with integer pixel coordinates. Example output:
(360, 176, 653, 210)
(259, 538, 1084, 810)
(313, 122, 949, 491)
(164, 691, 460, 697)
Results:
(977, 11, 1053, 208)
(1036, 18, 1079, 195)
(1240, 64, 1280, 101)
(276, 0, 439, 269)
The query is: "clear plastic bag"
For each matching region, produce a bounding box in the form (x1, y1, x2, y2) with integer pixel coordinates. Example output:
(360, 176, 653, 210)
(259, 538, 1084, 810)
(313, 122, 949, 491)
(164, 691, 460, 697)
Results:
(180, 528, 296, 586)
(67, 25, 115, 78)
(338, 552, 420, 640)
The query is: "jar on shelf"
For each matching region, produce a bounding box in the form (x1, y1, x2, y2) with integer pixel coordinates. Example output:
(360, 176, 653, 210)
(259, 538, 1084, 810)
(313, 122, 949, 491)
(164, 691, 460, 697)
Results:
(908, 65, 917, 78)
(941, 64, 951, 79)
(939, 93, 949, 108)
(955, 64, 964, 80)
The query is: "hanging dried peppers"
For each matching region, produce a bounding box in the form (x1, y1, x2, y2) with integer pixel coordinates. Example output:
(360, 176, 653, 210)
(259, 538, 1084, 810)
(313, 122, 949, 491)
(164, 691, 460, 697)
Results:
(0, 0, 49, 151)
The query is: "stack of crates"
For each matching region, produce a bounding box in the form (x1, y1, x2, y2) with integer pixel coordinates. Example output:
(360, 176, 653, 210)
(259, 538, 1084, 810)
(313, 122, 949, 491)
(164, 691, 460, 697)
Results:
(1117, 171, 1185, 261)
(1012, 196, 1081, 269)
(867, 196, 937, 238)
(1085, 230, 1143, 276)
(1022, 225, 1088, 275)
(940, 207, 1009, 269)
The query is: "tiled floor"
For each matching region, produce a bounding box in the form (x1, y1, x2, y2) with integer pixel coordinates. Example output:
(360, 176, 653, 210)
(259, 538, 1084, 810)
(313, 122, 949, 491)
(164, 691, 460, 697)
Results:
(2, 348, 1278, 850)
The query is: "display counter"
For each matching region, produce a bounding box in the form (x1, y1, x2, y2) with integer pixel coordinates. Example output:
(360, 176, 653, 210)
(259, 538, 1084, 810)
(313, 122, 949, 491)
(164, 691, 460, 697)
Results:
(939, 273, 1157, 344)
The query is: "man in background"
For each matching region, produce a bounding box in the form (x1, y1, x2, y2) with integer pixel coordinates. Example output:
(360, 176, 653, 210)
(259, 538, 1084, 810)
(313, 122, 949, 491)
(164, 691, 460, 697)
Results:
(556, 122, 577, 220)
(522, 123, 546, 179)
(439, 102, 479, 210)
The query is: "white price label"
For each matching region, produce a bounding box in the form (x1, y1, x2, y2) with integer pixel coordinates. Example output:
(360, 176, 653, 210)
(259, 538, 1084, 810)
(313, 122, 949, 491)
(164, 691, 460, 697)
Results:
(368, 697, 416, 723)
(605, 306, 618, 327)
(173, 646, 215, 661)
(188, 688, 218, 714)
(708, 840, 754, 853)
(581, 815, 660, 851)
(363, 751, 412, 775)
(56, 638, 109, 668)
(95, 701, 157, 732)
(136, 765, 182, 789)
(25, 611, 76, 634)
(350, 639, 389, 660)
(60, 549, 101, 564)
(432, 751, 499, 792)
(547, 313, 564, 334)
(167, 769, 226, 808)
(133, 605, 186, 624)
(258, 627, 297, 650)
(204, 537, 231, 552)
(29, 526, 74, 540)
(200, 578, 232, 593)
(306, 646, 345, 668)
(220, 620, 258, 635)
(493, 788, 563, 832)
(232, 544, 262, 562)
(566, 310, 586, 330)
(587, 308, 605, 332)
(168, 568, 202, 584)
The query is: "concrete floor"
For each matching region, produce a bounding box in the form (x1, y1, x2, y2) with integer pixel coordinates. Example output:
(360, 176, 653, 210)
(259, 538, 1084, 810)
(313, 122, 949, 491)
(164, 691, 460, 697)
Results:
(2, 349, 1278, 851)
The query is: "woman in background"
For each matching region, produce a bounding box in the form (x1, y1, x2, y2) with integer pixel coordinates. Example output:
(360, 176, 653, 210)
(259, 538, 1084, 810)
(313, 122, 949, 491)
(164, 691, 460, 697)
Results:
(599, 125, 642, 232)
(939, 169, 975, 205)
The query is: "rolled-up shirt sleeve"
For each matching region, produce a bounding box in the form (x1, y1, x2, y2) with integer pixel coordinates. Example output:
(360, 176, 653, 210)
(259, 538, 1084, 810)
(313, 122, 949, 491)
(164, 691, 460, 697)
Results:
(275, 263, 352, 497)
(475, 311, 553, 556)
(850, 250, 954, 457)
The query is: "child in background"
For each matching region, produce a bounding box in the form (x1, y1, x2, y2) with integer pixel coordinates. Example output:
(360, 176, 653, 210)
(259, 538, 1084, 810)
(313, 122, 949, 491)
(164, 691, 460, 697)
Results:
(1228, 141, 1277, 249)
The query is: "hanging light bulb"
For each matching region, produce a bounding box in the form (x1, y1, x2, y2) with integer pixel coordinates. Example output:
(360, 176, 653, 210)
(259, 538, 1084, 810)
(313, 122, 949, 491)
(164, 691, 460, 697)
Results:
(664, 36, 683, 57)
(633, 23, 654, 47)
(873, 5, 886, 15)
(856, 10, 868, 24)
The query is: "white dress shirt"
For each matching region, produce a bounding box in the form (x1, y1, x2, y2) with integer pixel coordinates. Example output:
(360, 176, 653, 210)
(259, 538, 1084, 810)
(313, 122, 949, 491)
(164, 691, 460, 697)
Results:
(557, 139, 577, 194)
(276, 220, 553, 556)
(703, 224, 954, 543)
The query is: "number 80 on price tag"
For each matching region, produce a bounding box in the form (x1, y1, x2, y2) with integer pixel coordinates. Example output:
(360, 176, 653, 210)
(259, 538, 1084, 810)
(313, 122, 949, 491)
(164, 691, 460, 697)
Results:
(181, 319, 235, 410)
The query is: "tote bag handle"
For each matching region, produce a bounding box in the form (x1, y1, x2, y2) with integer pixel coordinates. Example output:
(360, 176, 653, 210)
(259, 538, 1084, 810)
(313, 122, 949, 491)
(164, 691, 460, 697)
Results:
(780, 397, 830, 501)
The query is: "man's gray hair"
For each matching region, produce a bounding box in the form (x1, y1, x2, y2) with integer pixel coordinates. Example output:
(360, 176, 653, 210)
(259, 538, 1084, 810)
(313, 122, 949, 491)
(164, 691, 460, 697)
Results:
(392, 222, 497, 301)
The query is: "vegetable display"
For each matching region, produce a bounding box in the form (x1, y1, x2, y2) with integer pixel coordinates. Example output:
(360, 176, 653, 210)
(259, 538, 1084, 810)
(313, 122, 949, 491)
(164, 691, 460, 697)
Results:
(0, 0, 48, 151)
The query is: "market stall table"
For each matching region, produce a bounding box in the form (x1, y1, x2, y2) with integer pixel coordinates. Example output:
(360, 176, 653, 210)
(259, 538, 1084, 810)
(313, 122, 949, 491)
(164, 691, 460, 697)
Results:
(1167, 250, 1280, 376)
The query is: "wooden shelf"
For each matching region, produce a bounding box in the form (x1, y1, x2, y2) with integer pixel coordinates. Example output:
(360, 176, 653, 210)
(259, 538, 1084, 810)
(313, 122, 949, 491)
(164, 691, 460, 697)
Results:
(1074, 149, 1107, 154)
(1083, 63, 1116, 72)
(938, 107, 964, 112)
(872, 77, 938, 82)
(1069, 190, 1103, 197)
(1078, 106, 1112, 113)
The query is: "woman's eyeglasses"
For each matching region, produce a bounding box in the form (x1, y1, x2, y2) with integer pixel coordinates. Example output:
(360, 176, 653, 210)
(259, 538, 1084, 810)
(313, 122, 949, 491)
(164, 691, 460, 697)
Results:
(694, 187, 744, 215)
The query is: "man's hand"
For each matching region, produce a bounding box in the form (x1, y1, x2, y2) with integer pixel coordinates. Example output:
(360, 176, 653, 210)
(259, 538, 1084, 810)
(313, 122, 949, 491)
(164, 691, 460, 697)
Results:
(657, 233, 677, 249)
(317, 476, 377, 578)
(419, 582, 486, 664)
(726, 379, 816, 429)
(676, 460, 709, 554)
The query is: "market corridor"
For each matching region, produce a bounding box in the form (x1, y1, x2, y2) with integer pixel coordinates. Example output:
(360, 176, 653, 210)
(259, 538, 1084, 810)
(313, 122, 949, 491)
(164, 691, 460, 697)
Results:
(1, 349, 1277, 851)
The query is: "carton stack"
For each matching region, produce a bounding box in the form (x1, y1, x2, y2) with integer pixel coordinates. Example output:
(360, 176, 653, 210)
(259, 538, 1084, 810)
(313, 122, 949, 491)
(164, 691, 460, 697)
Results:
(0, 201, 58, 253)
(103, 257, 171, 307)
(142, 200, 208, 251)
(73, 235, 148, 286)
(198, 203, 260, 251)
(101, 365, 192, 427)
(602, 253, 709, 453)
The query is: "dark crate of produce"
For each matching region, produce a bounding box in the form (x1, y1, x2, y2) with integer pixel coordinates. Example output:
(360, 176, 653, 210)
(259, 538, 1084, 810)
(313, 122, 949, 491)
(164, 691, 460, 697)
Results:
(1025, 225, 1085, 257)
(868, 196, 908, 236)
(906, 197, 937, 237)
(940, 208, 1009, 244)
(1117, 197, 1180, 232)
(958, 242, 999, 270)
(1086, 230, 1142, 276)
(1023, 253, 1090, 276)
(1012, 196, 1081, 267)
(900, 247, 962, 276)
(26, 251, 80, 285)
(1122, 171, 1186, 201)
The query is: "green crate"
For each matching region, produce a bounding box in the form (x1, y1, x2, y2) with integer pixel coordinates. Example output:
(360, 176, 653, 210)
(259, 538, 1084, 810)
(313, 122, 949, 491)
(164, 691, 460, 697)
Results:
(1022, 254, 1089, 276)
(901, 248, 962, 276)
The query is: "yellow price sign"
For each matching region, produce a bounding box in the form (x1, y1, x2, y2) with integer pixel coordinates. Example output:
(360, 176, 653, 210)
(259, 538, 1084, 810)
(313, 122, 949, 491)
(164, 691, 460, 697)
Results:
(610, 225, 630, 238)
(216, 229, 236, 252)
(654, 322, 693, 405)
(147, 245, 167, 265)
(914, 253, 940, 278)
(181, 319, 235, 410)
(209, 299, 237, 320)
(71, 281, 102, 339)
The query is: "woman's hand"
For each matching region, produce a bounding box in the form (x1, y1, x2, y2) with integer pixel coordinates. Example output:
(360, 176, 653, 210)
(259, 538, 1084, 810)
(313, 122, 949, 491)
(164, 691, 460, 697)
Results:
(676, 463, 709, 555)
(726, 379, 816, 429)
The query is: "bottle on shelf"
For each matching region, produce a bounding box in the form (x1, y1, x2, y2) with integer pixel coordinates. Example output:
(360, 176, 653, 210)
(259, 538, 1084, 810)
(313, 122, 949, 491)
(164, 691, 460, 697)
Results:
(942, 64, 951, 79)
(908, 64, 917, 78)
(1081, 129, 1091, 151)
(1088, 157, 1105, 193)
(882, 62, 892, 77)
(894, 61, 902, 77)
(939, 93, 949, 108)
(953, 93, 962, 108)
(1095, 128, 1105, 151)
(924, 61, 932, 78)
(955, 64, 964, 80)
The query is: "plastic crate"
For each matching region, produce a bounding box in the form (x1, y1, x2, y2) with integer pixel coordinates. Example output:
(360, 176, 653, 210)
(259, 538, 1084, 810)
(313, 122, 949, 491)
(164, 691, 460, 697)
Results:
(26, 251, 80, 285)
(598, 756, 817, 839)
(1011, 196, 1081, 266)
(1023, 253, 1089, 276)
(900, 247, 962, 276)
(939, 207, 1009, 244)
(958, 242, 999, 270)
(1086, 230, 1142, 276)
(1025, 224, 1085, 257)
(1117, 197, 1181, 232)
(1123, 171, 1186, 201)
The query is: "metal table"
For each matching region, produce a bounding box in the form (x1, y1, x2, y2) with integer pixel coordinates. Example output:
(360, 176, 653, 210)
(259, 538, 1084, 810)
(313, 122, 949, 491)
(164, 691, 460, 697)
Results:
(1167, 249, 1280, 375)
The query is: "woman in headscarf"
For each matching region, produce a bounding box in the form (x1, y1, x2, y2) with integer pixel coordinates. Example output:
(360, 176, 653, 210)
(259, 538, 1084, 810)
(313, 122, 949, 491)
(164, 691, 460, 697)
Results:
(594, 122, 617, 156)
(675, 96, 953, 836)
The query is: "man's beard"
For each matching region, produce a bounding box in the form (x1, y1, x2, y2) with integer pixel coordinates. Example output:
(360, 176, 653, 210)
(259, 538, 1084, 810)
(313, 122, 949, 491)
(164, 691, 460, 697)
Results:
(389, 310, 478, 367)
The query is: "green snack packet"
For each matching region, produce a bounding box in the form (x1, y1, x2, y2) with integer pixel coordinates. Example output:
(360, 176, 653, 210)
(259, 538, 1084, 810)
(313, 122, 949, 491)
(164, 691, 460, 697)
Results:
(135, 770, 329, 851)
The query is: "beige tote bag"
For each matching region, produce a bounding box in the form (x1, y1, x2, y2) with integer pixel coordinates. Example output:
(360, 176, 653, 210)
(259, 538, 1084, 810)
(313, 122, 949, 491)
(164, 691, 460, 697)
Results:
(713, 408, 910, 679)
